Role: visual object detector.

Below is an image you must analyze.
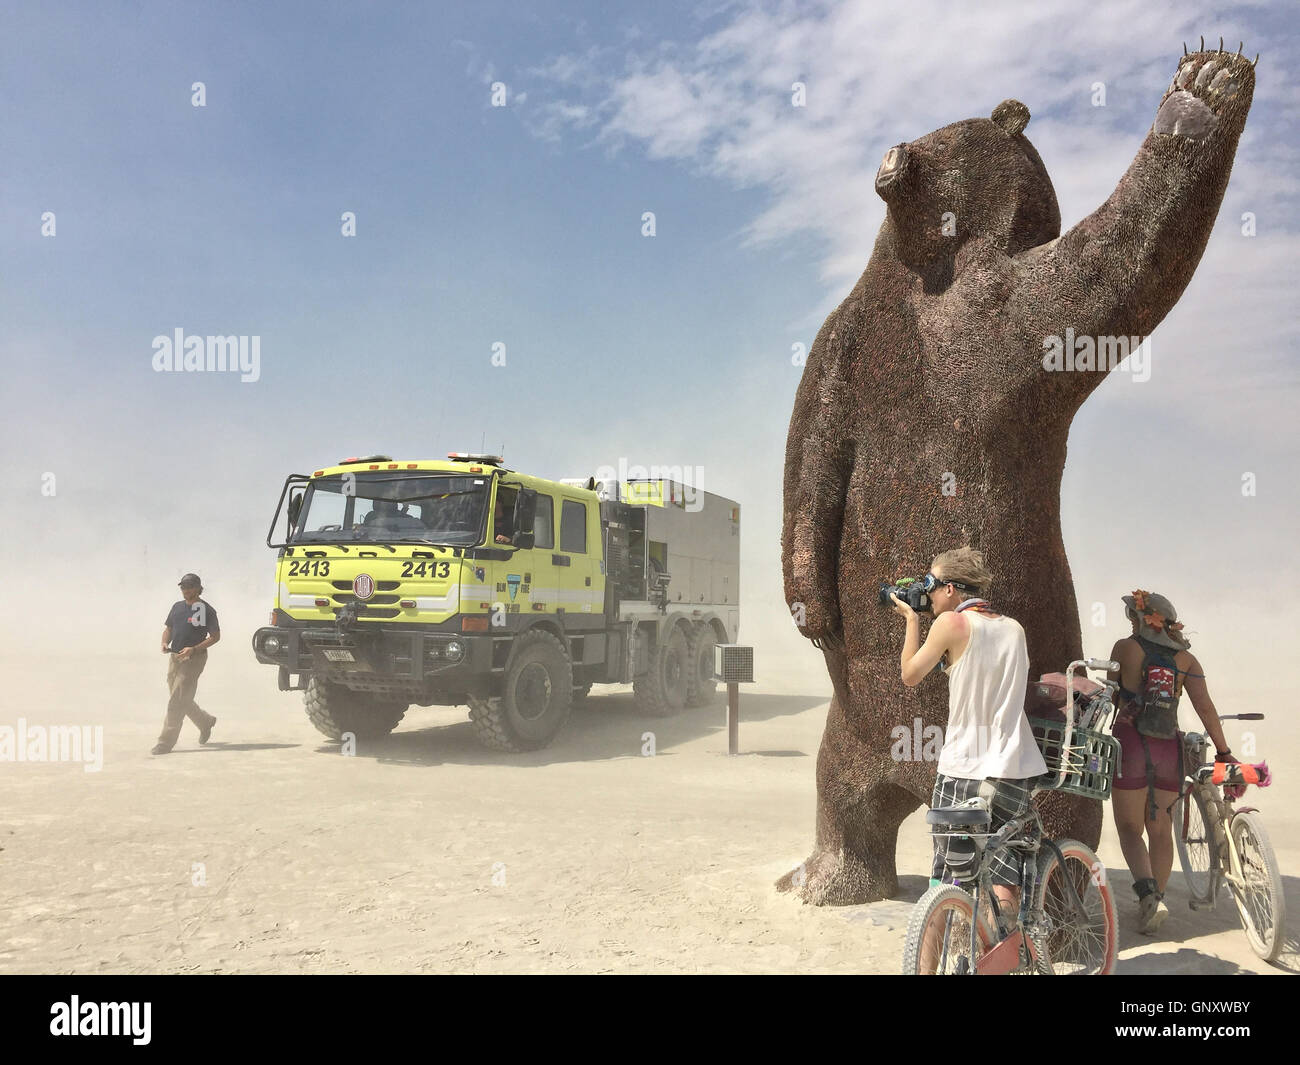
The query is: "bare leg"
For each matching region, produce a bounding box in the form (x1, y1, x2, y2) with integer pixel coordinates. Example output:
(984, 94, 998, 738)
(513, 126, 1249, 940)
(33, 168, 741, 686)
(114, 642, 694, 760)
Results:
(992, 884, 1021, 924)
(1112, 788, 1154, 883)
(1147, 788, 1178, 894)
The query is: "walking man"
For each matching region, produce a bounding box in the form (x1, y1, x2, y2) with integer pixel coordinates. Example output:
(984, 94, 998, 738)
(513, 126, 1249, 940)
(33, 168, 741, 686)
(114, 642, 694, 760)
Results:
(154, 573, 220, 755)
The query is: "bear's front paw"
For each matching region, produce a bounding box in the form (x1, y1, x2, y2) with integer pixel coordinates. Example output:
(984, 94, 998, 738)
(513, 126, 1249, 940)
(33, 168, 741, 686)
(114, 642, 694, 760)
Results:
(1157, 38, 1255, 140)
(787, 589, 842, 647)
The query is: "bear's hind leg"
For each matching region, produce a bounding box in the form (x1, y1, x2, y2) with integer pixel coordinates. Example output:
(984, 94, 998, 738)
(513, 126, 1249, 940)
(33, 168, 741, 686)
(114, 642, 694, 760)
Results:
(777, 779, 923, 904)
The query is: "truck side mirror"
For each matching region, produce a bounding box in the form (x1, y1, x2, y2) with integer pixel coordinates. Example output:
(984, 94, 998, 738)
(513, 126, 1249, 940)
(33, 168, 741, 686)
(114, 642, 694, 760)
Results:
(287, 490, 304, 532)
(512, 488, 537, 549)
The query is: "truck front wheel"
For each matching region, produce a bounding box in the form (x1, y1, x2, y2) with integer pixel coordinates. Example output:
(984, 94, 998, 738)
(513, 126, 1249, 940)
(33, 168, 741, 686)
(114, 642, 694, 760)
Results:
(468, 629, 573, 751)
(634, 625, 689, 716)
(303, 676, 408, 741)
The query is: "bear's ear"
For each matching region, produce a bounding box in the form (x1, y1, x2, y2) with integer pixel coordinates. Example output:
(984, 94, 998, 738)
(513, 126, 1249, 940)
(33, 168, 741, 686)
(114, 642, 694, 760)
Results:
(991, 99, 1030, 136)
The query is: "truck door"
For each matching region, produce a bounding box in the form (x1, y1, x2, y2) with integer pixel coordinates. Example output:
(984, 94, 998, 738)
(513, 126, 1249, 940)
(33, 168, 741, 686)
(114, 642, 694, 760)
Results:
(486, 482, 531, 626)
(557, 496, 597, 619)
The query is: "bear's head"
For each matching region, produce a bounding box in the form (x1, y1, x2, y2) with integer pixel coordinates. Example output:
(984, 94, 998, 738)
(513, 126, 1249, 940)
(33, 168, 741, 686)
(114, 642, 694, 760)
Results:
(874, 100, 1060, 273)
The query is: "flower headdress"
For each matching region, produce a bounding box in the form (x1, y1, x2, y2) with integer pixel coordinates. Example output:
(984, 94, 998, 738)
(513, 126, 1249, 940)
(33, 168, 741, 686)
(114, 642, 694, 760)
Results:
(1131, 589, 1185, 638)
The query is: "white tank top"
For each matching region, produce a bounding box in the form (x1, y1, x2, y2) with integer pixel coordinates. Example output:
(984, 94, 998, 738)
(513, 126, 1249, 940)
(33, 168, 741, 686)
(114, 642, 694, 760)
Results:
(938, 610, 1048, 780)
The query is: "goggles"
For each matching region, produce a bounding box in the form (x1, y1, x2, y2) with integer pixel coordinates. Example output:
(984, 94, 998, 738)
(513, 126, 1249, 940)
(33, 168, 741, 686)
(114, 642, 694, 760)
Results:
(922, 572, 977, 595)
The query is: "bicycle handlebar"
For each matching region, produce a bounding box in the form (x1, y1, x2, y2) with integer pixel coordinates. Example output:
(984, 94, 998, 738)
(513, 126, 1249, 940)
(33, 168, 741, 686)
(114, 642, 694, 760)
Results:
(1053, 661, 1090, 790)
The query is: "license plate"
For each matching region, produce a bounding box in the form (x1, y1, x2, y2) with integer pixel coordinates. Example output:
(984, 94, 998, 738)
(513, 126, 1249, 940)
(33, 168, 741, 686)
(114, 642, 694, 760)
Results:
(322, 649, 355, 663)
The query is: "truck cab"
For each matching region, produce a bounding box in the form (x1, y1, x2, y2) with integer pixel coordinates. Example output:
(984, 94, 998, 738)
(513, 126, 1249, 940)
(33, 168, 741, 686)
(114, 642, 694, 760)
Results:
(253, 453, 739, 751)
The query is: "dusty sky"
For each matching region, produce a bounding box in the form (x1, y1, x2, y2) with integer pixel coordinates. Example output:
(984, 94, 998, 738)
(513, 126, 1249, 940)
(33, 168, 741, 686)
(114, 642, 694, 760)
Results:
(3, 1, 1295, 717)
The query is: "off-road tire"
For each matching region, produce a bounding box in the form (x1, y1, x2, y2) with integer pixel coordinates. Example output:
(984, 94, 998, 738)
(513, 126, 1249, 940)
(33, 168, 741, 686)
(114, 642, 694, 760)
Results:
(303, 676, 407, 741)
(685, 623, 720, 707)
(633, 625, 690, 717)
(468, 629, 573, 751)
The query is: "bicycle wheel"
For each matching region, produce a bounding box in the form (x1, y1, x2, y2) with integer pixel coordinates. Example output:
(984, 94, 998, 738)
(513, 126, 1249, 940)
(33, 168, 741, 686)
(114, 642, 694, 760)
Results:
(901, 883, 996, 975)
(1034, 840, 1118, 975)
(1174, 785, 1219, 906)
(1228, 811, 1286, 962)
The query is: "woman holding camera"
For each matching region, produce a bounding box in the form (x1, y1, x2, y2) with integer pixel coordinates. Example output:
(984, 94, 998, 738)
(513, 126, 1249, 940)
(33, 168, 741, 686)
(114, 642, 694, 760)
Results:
(891, 546, 1048, 922)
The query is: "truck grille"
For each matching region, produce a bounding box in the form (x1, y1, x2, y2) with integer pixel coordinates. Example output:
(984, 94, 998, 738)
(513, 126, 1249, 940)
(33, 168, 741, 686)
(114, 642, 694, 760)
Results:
(329, 580, 400, 607)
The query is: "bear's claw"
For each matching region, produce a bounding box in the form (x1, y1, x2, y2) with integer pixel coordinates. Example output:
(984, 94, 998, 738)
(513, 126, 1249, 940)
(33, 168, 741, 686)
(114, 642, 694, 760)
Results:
(1159, 43, 1255, 139)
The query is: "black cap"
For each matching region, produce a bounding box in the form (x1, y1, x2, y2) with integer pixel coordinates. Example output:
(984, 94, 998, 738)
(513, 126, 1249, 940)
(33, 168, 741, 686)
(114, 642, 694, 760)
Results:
(178, 573, 202, 588)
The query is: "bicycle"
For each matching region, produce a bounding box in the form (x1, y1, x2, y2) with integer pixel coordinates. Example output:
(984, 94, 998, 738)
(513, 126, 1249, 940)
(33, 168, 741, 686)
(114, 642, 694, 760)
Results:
(1172, 718, 1284, 962)
(902, 658, 1121, 975)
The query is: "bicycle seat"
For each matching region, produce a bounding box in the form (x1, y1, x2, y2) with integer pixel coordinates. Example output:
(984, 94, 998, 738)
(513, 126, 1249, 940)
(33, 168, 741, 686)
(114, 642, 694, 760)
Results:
(926, 805, 993, 827)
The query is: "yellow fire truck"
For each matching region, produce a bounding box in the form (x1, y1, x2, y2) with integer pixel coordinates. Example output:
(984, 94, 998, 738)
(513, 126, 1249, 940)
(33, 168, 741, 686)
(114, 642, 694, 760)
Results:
(252, 454, 740, 751)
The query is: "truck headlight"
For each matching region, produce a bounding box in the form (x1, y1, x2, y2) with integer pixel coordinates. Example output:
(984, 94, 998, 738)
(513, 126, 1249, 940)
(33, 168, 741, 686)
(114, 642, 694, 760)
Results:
(263, 634, 282, 654)
(445, 639, 465, 662)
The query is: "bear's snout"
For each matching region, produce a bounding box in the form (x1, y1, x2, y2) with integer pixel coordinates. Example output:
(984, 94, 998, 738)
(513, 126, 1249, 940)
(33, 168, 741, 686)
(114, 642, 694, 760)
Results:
(875, 143, 909, 197)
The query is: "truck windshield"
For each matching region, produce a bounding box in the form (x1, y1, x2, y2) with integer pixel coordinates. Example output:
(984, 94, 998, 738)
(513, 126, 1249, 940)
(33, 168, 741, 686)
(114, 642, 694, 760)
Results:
(291, 473, 489, 547)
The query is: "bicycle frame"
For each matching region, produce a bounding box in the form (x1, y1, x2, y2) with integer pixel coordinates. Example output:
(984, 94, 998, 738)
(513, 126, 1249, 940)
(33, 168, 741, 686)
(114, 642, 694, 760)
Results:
(935, 817, 1094, 974)
(1169, 719, 1282, 961)
(1178, 764, 1246, 912)
(1178, 717, 1266, 911)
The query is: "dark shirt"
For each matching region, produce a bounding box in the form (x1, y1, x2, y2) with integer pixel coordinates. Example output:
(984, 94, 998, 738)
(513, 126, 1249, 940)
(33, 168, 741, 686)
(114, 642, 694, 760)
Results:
(164, 599, 219, 653)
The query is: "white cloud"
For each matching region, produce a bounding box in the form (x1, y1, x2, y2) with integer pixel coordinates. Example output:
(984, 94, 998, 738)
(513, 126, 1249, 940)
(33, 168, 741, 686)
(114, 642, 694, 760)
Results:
(525, 0, 1297, 423)
(531, 3, 1288, 258)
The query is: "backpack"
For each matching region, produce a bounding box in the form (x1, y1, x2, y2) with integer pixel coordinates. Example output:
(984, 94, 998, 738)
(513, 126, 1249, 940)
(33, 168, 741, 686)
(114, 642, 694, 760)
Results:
(1132, 636, 1181, 739)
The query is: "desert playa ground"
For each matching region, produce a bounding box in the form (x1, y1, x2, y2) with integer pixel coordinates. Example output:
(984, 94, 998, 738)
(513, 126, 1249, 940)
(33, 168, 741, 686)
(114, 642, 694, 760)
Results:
(1, 652, 1295, 975)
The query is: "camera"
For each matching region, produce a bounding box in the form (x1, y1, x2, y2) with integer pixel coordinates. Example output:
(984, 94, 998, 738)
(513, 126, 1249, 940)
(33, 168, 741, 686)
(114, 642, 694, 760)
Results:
(878, 577, 931, 613)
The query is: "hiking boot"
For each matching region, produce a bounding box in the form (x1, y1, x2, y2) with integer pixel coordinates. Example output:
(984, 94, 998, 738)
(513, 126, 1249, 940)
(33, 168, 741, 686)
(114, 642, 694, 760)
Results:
(1138, 892, 1170, 935)
(151, 744, 170, 755)
(199, 717, 216, 745)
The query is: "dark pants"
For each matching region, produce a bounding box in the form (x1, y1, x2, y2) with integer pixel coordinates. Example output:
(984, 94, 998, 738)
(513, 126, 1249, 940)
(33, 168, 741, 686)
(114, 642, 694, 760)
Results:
(158, 651, 214, 749)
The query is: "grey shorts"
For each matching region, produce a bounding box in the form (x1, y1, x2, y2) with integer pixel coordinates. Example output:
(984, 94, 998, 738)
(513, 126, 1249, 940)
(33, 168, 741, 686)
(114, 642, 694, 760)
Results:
(930, 774, 1038, 887)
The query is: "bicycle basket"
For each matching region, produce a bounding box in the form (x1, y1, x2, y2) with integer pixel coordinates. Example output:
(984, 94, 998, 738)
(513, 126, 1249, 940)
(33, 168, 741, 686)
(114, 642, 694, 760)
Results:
(1028, 717, 1120, 800)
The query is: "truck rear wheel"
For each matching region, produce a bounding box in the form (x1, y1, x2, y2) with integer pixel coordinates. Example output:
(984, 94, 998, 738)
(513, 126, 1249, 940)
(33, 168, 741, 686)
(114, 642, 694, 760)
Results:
(303, 676, 407, 741)
(634, 625, 689, 716)
(468, 629, 573, 751)
(686, 624, 720, 707)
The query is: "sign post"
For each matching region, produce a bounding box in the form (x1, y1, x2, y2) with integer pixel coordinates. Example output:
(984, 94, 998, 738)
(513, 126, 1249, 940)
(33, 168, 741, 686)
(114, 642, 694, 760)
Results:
(714, 644, 754, 756)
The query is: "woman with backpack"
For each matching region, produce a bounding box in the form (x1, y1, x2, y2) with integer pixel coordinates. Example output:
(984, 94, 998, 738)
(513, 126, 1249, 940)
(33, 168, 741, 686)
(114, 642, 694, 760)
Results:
(1108, 590, 1235, 935)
